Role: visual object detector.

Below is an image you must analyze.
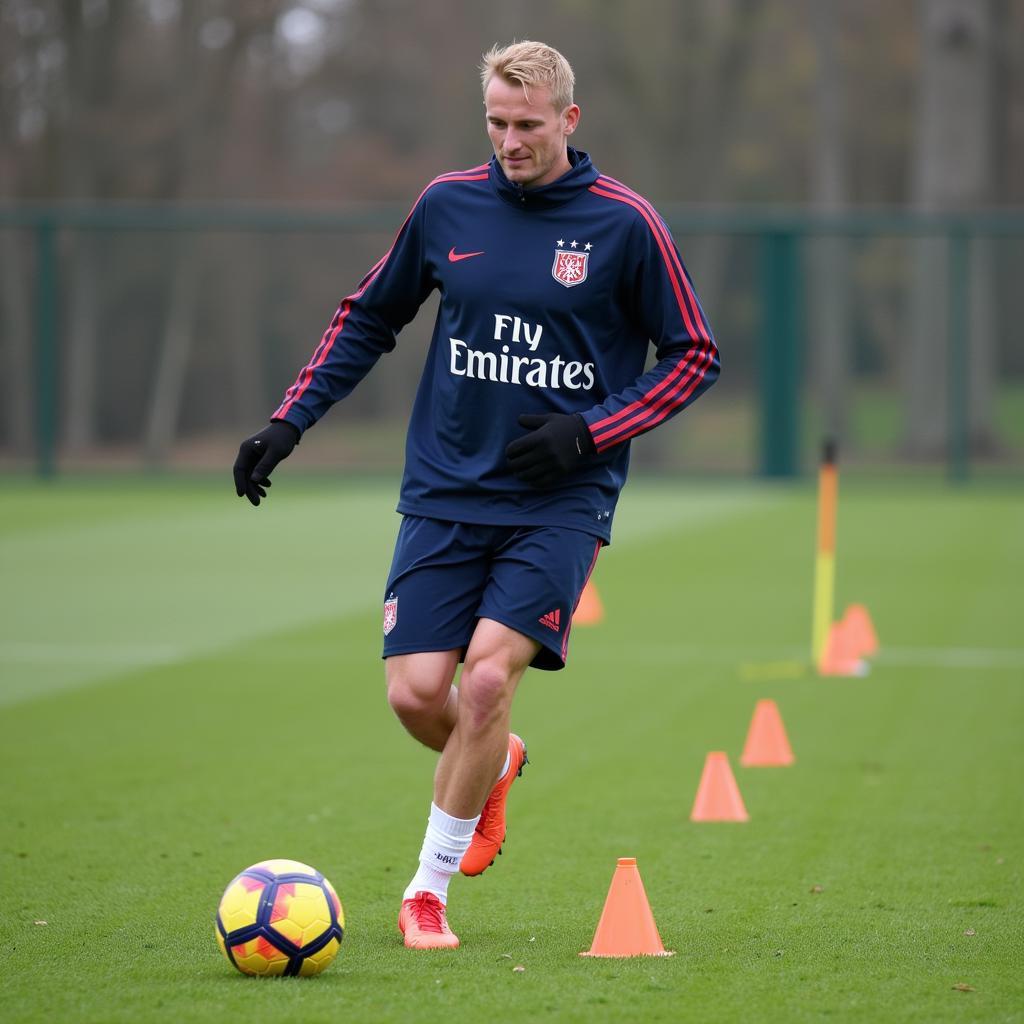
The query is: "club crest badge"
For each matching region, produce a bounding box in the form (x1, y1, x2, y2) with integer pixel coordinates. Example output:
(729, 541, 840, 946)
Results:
(383, 593, 398, 636)
(552, 244, 589, 288)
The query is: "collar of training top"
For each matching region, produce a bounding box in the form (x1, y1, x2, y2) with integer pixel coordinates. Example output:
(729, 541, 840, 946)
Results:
(489, 148, 600, 210)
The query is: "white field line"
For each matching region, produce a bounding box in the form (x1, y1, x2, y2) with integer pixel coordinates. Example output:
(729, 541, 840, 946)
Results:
(581, 643, 1024, 672)
(1, 642, 185, 664)
(877, 647, 1024, 670)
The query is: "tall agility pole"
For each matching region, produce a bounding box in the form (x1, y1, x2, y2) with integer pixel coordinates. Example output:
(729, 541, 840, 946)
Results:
(812, 439, 838, 667)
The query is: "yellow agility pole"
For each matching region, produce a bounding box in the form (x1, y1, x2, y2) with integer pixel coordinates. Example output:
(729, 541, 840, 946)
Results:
(812, 440, 838, 666)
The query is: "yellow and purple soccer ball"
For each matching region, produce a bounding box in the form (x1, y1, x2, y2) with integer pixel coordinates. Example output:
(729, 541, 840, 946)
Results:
(215, 859, 344, 977)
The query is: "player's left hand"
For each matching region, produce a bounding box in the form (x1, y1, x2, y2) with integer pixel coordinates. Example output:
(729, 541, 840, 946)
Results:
(505, 412, 596, 488)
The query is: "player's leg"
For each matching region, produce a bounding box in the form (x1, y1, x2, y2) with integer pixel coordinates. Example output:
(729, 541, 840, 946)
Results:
(392, 521, 603, 945)
(459, 525, 603, 876)
(381, 516, 489, 752)
(399, 619, 537, 949)
(385, 650, 460, 752)
(433, 618, 539, 817)
(381, 516, 497, 947)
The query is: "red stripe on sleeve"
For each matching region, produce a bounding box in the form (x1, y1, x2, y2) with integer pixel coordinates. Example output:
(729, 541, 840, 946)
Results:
(273, 266, 384, 421)
(585, 183, 716, 447)
(588, 184, 703, 341)
(588, 340, 703, 448)
(591, 345, 715, 451)
(596, 176, 713, 340)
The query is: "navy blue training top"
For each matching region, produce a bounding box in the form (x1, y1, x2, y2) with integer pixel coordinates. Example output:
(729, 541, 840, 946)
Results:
(273, 149, 719, 542)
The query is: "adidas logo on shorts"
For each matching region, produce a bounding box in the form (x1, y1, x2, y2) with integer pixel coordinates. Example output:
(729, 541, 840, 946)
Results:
(539, 608, 561, 632)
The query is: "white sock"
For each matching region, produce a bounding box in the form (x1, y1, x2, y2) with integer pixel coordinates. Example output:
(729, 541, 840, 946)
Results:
(498, 748, 511, 782)
(403, 802, 480, 905)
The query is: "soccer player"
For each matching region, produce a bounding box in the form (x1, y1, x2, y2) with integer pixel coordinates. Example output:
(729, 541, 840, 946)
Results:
(234, 41, 719, 949)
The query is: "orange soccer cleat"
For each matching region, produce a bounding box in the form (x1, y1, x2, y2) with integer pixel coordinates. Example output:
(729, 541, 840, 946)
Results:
(460, 733, 528, 877)
(398, 891, 460, 949)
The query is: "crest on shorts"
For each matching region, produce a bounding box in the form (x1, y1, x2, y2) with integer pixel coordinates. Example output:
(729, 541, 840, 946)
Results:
(383, 593, 398, 636)
(551, 243, 590, 288)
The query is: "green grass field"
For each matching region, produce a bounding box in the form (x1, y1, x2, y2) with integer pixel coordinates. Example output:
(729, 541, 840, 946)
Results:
(2, 476, 1022, 1023)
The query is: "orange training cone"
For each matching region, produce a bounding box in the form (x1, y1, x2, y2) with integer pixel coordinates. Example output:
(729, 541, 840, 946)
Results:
(740, 699, 795, 767)
(818, 619, 868, 677)
(690, 752, 749, 822)
(573, 579, 605, 626)
(841, 604, 878, 658)
(580, 858, 674, 958)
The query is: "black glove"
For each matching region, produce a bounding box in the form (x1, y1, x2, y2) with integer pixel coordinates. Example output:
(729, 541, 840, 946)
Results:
(505, 412, 596, 488)
(233, 420, 300, 506)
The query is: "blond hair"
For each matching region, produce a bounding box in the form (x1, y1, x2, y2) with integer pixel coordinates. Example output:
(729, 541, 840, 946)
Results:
(480, 41, 575, 111)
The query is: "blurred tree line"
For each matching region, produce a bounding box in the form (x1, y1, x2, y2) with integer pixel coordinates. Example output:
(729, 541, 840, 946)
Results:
(6, 0, 1022, 205)
(1, 0, 1022, 467)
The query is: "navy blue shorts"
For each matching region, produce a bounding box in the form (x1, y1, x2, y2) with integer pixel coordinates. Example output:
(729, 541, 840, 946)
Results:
(381, 516, 603, 671)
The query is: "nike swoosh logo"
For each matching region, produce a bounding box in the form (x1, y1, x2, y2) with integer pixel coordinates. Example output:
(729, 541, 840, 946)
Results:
(448, 247, 485, 262)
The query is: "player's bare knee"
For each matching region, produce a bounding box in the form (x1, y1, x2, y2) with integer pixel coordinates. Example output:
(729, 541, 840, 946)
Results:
(386, 677, 435, 722)
(458, 659, 513, 731)
(385, 664, 447, 723)
(386, 679, 420, 722)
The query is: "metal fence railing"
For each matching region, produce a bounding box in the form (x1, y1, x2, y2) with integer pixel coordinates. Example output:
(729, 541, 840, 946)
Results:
(2, 204, 1023, 479)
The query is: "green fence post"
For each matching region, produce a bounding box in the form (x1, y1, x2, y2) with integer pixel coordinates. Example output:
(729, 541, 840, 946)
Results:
(33, 217, 58, 477)
(759, 231, 802, 477)
(947, 229, 969, 482)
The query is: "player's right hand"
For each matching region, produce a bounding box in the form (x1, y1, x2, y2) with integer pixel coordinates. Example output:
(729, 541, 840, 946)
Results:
(233, 420, 300, 506)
